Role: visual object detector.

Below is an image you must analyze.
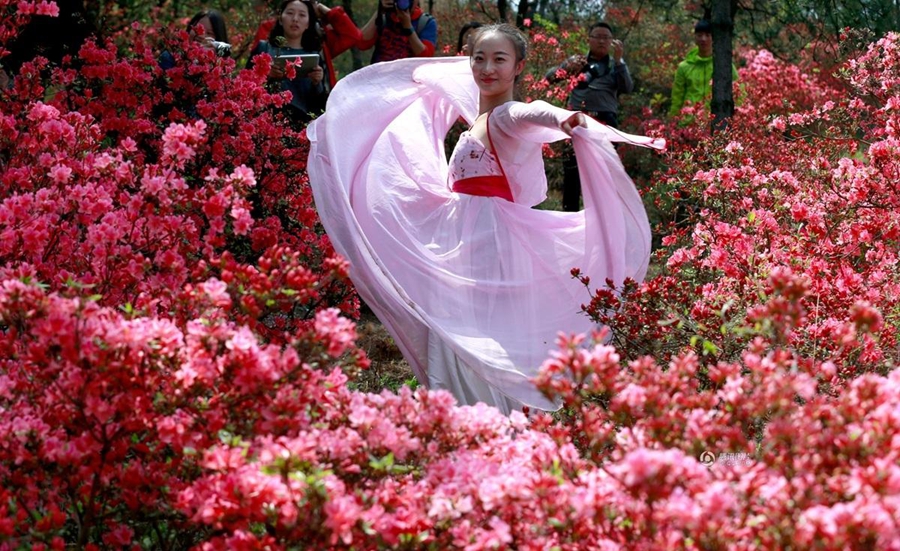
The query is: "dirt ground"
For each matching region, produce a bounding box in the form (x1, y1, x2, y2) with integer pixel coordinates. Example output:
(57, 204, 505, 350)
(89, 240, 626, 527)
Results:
(351, 306, 418, 394)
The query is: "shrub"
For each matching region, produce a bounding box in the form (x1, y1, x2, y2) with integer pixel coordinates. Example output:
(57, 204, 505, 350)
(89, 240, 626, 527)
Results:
(3, 3, 900, 549)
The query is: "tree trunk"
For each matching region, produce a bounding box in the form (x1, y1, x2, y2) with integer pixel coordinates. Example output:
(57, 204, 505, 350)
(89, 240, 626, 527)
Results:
(342, 0, 364, 71)
(498, 0, 507, 21)
(516, 0, 529, 27)
(710, 0, 736, 132)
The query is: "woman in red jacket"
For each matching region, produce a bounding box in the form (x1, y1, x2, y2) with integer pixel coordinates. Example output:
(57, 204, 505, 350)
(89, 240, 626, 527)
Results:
(252, 0, 360, 88)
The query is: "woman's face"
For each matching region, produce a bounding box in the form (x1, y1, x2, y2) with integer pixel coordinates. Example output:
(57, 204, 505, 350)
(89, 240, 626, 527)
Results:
(470, 32, 524, 99)
(460, 28, 477, 55)
(281, 1, 310, 41)
(191, 15, 214, 42)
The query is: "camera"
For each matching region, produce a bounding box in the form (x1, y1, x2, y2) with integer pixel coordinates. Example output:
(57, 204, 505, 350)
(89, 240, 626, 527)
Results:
(210, 41, 232, 57)
(395, 0, 411, 10)
(586, 62, 605, 79)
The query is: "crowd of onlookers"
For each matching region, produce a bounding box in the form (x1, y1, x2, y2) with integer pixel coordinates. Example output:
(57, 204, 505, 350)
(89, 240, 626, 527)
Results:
(1, 0, 730, 164)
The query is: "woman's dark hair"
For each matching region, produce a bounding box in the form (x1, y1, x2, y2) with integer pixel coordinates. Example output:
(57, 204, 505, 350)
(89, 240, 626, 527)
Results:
(269, 0, 322, 52)
(456, 21, 483, 54)
(188, 9, 229, 43)
(470, 23, 528, 66)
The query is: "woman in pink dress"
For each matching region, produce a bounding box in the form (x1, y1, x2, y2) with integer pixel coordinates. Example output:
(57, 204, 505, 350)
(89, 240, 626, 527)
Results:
(308, 24, 664, 414)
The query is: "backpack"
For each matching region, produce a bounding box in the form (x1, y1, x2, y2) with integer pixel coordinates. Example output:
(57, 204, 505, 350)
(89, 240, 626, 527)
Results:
(416, 13, 434, 36)
(377, 11, 434, 38)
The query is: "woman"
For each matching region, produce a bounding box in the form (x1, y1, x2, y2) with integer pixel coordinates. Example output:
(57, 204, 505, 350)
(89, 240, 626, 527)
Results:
(160, 9, 231, 70)
(250, 1, 361, 88)
(455, 21, 483, 55)
(248, 0, 329, 124)
(308, 25, 664, 414)
(188, 9, 230, 48)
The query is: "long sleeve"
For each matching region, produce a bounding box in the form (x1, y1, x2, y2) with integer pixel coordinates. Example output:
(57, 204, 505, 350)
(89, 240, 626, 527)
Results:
(544, 64, 562, 83)
(615, 62, 634, 94)
(487, 101, 571, 206)
(492, 100, 572, 144)
(669, 63, 687, 116)
(323, 7, 362, 58)
(545, 55, 579, 84)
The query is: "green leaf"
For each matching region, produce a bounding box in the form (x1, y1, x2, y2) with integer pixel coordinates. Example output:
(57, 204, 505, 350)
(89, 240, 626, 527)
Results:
(702, 340, 720, 355)
(369, 452, 395, 471)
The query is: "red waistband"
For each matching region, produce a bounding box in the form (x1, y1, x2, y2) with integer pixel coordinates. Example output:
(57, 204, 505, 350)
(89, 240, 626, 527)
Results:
(451, 175, 513, 202)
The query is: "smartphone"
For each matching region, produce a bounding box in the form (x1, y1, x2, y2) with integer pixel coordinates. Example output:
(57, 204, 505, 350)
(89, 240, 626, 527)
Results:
(274, 53, 320, 75)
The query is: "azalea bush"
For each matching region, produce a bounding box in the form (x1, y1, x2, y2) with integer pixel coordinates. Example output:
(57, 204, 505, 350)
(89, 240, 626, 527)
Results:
(0, 276, 368, 547)
(1, 3, 363, 546)
(590, 43, 896, 370)
(559, 33, 900, 547)
(6, 279, 896, 550)
(3, 1, 900, 548)
(0, 23, 357, 342)
(531, 325, 900, 550)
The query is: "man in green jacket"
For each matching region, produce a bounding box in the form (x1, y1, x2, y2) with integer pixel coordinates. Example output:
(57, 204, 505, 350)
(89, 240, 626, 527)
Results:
(669, 19, 738, 116)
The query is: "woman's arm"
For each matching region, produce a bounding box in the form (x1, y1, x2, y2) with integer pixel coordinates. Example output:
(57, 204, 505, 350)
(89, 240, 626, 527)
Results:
(358, 7, 380, 49)
(494, 100, 574, 143)
(409, 12, 436, 57)
(498, 100, 664, 149)
(318, 5, 362, 57)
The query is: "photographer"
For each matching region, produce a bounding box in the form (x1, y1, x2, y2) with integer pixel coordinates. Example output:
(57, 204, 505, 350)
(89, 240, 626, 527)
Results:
(188, 10, 231, 57)
(358, 0, 437, 63)
(159, 9, 231, 71)
(546, 22, 633, 211)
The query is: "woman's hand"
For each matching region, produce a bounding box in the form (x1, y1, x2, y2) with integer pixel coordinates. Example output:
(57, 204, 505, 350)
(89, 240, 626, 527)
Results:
(560, 112, 587, 136)
(308, 65, 324, 86)
(269, 64, 286, 79)
(195, 35, 215, 49)
(397, 6, 412, 29)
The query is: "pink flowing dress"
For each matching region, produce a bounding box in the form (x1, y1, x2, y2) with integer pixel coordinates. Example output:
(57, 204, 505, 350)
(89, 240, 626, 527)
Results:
(307, 57, 664, 414)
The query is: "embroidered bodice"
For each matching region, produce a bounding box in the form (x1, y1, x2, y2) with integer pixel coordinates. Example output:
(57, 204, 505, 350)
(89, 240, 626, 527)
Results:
(448, 131, 503, 183)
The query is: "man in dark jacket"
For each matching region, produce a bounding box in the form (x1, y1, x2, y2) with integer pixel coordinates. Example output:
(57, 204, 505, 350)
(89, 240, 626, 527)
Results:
(546, 22, 633, 212)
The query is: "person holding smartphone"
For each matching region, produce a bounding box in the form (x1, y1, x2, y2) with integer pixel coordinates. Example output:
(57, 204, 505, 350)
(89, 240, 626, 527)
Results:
(248, 0, 329, 124)
(358, 0, 437, 63)
(250, 0, 361, 88)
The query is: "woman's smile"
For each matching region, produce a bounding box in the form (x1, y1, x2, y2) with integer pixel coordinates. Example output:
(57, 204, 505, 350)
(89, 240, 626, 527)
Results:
(470, 31, 524, 101)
